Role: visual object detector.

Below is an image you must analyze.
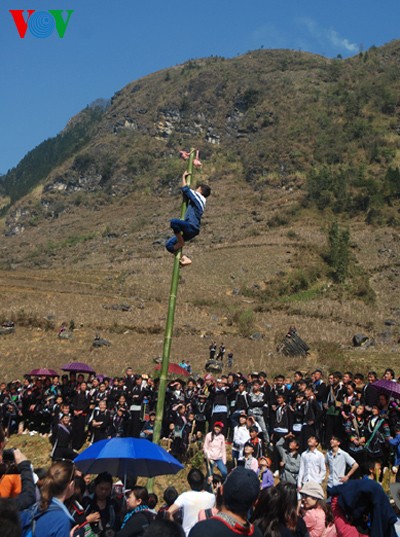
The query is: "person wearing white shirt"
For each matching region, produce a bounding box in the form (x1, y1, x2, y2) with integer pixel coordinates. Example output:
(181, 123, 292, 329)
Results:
(326, 435, 359, 487)
(168, 468, 215, 536)
(232, 414, 250, 464)
(298, 435, 326, 488)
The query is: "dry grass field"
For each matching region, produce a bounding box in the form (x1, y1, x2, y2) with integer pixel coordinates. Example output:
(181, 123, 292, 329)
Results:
(0, 172, 399, 381)
(0, 176, 398, 487)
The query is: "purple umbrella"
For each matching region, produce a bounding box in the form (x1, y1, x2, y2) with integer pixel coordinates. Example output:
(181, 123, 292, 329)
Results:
(61, 361, 96, 374)
(28, 368, 58, 377)
(371, 379, 400, 400)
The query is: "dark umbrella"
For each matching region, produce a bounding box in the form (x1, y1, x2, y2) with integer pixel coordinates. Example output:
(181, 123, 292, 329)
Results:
(74, 437, 183, 479)
(371, 379, 400, 400)
(28, 368, 58, 377)
(154, 362, 189, 377)
(61, 361, 95, 374)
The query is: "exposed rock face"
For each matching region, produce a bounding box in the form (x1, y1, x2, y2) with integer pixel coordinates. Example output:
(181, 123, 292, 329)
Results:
(3, 43, 400, 235)
(5, 207, 34, 236)
(43, 172, 103, 194)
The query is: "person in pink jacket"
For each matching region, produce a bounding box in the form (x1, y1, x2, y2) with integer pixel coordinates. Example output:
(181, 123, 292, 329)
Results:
(203, 422, 227, 479)
(300, 481, 337, 537)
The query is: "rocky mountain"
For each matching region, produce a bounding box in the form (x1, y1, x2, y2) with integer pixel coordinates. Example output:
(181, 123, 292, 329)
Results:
(2, 42, 400, 238)
(0, 43, 399, 379)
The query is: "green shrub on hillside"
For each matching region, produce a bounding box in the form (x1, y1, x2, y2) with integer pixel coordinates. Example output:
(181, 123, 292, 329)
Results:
(233, 308, 256, 337)
(326, 222, 350, 283)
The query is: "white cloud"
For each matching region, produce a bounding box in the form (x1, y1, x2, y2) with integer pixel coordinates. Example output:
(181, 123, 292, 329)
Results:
(327, 29, 358, 53)
(296, 16, 358, 55)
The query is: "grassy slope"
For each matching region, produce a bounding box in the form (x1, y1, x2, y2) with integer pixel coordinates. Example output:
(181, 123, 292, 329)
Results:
(0, 44, 399, 380)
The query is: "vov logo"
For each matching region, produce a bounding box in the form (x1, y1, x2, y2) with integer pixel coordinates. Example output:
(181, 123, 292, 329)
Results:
(9, 10, 74, 38)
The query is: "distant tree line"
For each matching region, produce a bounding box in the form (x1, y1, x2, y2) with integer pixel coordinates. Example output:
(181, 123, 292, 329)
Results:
(0, 105, 106, 207)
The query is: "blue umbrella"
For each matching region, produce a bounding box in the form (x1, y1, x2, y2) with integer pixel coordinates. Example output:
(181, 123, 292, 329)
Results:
(74, 438, 184, 479)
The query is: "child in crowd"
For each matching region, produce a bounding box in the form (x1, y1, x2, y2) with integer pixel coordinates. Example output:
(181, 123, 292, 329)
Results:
(258, 456, 274, 489)
(243, 443, 259, 473)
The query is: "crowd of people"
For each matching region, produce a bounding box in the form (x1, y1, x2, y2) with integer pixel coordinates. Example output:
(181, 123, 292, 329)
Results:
(1, 361, 400, 536)
(1, 364, 400, 477)
(0, 441, 398, 537)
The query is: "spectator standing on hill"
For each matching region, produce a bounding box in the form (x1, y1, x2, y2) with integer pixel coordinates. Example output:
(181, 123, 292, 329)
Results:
(209, 343, 217, 360)
(216, 344, 225, 362)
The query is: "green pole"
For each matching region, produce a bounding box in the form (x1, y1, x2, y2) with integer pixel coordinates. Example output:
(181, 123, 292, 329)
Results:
(148, 149, 196, 492)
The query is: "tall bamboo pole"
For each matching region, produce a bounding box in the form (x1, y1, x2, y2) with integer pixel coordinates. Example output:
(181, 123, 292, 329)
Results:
(152, 149, 195, 448)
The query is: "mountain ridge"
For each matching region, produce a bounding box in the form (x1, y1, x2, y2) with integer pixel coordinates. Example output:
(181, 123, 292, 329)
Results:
(0, 42, 399, 378)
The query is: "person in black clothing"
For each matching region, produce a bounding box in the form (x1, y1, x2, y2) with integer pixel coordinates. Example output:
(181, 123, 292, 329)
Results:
(245, 426, 264, 459)
(288, 371, 303, 405)
(363, 371, 379, 410)
(124, 368, 135, 394)
(209, 379, 230, 432)
(143, 519, 184, 537)
(271, 375, 288, 407)
(301, 385, 321, 451)
(51, 413, 77, 460)
(230, 381, 249, 429)
(183, 379, 197, 412)
(209, 342, 217, 360)
(290, 392, 306, 445)
(312, 370, 326, 407)
(324, 372, 346, 444)
(67, 476, 101, 537)
(60, 374, 75, 403)
(89, 400, 111, 443)
(83, 472, 120, 536)
(216, 343, 225, 361)
(117, 486, 155, 537)
(111, 406, 129, 438)
(72, 382, 90, 450)
(20, 385, 37, 432)
(191, 393, 209, 435)
(129, 376, 147, 438)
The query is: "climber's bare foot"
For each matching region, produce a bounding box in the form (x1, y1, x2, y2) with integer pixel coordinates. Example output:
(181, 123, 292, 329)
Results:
(180, 255, 192, 266)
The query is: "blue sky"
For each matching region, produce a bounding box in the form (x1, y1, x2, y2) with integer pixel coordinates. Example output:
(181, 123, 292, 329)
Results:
(0, 0, 399, 174)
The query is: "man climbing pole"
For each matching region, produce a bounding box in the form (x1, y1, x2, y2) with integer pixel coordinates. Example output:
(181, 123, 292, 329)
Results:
(165, 169, 211, 266)
(152, 149, 208, 465)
